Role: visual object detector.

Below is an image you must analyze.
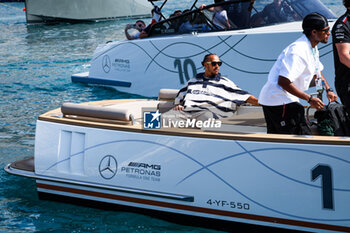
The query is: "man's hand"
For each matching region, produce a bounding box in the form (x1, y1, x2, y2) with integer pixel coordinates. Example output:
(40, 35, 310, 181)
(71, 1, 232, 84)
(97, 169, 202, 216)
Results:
(246, 95, 259, 106)
(326, 91, 337, 103)
(309, 97, 324, 110)
(173, 105, 184, 111)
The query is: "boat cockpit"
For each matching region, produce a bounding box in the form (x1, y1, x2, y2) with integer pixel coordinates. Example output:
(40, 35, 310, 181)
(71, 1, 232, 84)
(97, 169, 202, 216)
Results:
(148, 0, 336, 37)
(42, 88, 325, 139)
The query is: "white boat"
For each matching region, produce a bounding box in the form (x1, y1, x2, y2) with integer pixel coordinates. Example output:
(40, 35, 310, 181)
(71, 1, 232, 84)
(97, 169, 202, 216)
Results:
(5, 89, 350, 232)
(71, 0, 337, 98)
(24, 0, 152, 23)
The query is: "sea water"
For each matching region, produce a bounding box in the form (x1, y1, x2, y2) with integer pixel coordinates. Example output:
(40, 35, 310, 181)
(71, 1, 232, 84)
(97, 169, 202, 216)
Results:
(0, 1, 344, 232)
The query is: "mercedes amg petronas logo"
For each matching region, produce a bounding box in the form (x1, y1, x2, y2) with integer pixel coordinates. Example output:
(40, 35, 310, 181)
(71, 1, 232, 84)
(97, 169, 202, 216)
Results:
(102, 55, 111, 73)
(99, 155, 117, 179)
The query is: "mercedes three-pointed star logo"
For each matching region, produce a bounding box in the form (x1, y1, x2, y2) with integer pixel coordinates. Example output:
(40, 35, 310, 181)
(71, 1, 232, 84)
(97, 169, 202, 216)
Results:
(102, 55, 111, 73)
(99, 155, 118, 179)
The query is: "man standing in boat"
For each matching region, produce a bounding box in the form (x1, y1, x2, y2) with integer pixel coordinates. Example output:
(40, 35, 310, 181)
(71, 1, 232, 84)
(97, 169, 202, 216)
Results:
(162, 53, 259, 123)
(332, 0, 350, 118)
(259, 13, 337, 135)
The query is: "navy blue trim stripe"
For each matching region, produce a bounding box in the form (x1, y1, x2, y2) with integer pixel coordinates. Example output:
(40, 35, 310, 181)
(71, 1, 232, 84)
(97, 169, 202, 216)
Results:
(71, 76, 132, 88)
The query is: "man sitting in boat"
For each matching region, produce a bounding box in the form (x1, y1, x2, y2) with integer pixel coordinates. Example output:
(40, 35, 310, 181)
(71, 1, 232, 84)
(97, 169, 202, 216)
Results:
(124, 20, 146, 40)
(211, 0, 230, 30)
(200, 0, 231, 30)
(258, 13, 337, 135)
(179, 10, 210, 33)
(125, 6, 161, 40)
(162, 54, 259, 124)
(226, 0, 255, 29)
(251, 0, 299, 26)
(139, 6, 162, 38)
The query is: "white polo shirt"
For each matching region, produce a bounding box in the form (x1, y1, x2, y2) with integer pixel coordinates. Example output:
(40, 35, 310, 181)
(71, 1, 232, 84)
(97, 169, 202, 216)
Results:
(258, 34, 324, 106)
(213, 9, 228, 29)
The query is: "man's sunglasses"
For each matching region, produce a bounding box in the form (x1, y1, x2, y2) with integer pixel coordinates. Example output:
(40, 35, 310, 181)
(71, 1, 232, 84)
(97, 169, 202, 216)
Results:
(318, 27, 330, 33)
(206, 61, 222, 67)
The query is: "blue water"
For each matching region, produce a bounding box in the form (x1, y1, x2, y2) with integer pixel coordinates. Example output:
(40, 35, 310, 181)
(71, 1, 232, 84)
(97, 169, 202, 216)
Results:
(0, 1, 344, 232)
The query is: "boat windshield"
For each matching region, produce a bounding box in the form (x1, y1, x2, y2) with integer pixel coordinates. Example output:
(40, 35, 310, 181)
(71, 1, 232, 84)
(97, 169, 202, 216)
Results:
(148, 0, 336, 37)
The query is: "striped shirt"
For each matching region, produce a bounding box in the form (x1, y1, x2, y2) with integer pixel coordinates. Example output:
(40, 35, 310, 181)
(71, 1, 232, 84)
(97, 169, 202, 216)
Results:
(174, 73, 251, 118)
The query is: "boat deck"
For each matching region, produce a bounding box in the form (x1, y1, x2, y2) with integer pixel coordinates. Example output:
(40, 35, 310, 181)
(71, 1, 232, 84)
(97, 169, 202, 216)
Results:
(8, 157, 34, 172)
(37, 90, 350, 146)
(5, 156, 35, 178)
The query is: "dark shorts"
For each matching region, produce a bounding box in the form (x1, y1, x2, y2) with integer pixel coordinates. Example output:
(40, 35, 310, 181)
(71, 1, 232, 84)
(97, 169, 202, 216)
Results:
(262, 102, 311, 135)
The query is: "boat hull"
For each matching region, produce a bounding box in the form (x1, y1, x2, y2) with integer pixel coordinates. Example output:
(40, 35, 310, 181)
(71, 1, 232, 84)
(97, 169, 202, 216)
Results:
(12, 118, 348, 232)
(72, 22, 335, 98)
(24, 0, 152, 23)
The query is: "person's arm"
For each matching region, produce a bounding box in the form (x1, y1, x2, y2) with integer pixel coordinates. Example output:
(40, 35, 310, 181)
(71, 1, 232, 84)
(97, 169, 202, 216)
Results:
(226, 20, 230, 29)
(223, 11, 230, 29)
(173, 105, 184, 110)
(246, 95, 259, 106)
(138, 31, 148, 39)
(199, 4, 206, 10)
(278, 76, 324, 109)
(335, 42, 350, 68)
(139, 24, 152, 39)
(124, 24, 136, 40)
(319, 72, 337, 103)
(173, 81, 190, 111)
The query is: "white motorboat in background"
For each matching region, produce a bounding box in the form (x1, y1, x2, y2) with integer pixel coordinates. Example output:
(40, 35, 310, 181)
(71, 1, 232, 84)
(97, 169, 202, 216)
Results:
(24, 0, 152, 23)
(71, 0, 337, 98)
(5, 89, 350, 232)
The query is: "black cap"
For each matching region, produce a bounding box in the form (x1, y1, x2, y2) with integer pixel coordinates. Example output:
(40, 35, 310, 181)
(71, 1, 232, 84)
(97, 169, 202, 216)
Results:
(302, 12, 328, 32)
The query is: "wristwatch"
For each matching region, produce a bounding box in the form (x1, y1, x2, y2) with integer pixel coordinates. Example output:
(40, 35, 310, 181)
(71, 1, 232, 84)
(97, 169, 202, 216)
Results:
(326, 88, 334, 93)
(307, 95, 313, 103)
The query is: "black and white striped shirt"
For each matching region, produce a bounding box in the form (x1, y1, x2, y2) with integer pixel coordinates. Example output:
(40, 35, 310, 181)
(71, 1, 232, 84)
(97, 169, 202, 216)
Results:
(175, 73, 251, 118)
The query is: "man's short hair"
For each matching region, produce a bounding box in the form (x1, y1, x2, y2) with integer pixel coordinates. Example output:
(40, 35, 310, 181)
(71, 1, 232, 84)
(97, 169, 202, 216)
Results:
(136, 20, 145, 26)
(202, 53, 217, 66)
(344, 0, 350, 8)
(302, 12, 328, 36)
